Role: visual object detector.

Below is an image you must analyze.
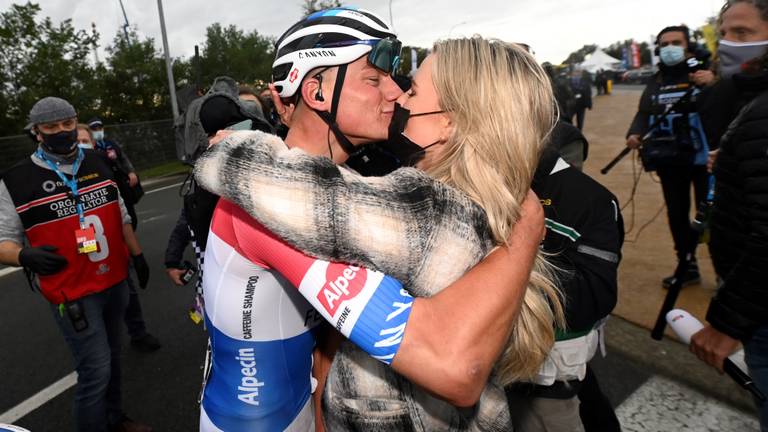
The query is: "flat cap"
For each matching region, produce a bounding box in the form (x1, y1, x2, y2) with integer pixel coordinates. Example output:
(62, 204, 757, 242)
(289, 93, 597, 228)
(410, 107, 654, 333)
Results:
(29, 97, 77, 125)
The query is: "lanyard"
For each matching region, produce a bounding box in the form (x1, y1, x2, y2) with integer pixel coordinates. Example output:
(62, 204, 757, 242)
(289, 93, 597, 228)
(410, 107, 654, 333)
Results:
(36, 148, 86, 228)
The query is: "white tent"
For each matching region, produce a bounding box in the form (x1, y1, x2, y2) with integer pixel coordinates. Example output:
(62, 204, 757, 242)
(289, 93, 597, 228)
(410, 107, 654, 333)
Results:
(579, 49, 622, 73)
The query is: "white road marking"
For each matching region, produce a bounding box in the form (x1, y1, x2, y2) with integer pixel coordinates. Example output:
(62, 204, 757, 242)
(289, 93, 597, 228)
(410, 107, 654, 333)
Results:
(145, 182, 183, 195)
(0, 372, 77, 424)
(616, 375, 759, 432)
(141, 215, 168, 224)
(0, 267, 22, 278)
(0, 180, 183, 420)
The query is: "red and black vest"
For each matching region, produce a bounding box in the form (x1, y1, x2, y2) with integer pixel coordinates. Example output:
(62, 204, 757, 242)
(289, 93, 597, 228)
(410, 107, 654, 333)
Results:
(4, 150, 129, 304)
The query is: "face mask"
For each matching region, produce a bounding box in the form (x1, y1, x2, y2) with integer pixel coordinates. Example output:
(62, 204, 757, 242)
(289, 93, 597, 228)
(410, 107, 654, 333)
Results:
(385, 103, 444, 167)
(92, 130, 105, 141)
(718, 39, 768, 79)
(40, 129, 78, 155)
(659, 45, 686, 66)
(78, 143, 94, 149)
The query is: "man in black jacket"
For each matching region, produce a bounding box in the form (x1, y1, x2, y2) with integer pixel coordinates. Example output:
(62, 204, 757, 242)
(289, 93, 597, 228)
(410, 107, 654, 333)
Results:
(570, 69, 593, 130)
(87, 117, 161, 353)
(691, 1, 768, 430)
(507, 127, 623, 432)
(625, 25, 711, 289)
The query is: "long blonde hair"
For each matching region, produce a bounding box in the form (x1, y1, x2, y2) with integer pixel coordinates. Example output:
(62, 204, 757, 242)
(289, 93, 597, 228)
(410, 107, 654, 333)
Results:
(428, 37, 565, 384)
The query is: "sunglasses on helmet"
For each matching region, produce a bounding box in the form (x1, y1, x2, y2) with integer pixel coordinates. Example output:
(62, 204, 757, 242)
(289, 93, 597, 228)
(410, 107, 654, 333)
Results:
(320, 37, 402, 75)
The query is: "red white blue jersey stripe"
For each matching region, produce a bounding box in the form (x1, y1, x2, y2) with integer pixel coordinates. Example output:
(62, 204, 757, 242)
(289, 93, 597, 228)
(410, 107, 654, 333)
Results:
(200, 200, 412, 431)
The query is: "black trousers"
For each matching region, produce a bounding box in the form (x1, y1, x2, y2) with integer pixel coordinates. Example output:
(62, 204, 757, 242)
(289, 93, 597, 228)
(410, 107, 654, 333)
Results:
(122, 200, 147, 339)
(579, 366, 621, 432)
(572, 108, 587, 131)
(657, 164, 709, 260)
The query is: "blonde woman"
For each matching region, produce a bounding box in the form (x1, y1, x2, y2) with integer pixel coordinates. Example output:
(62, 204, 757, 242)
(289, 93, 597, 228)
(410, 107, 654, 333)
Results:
(195, 37, 563, 430)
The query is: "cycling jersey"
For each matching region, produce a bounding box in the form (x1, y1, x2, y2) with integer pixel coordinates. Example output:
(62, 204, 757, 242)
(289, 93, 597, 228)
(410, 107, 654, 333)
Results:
(200, 199, 413, 431)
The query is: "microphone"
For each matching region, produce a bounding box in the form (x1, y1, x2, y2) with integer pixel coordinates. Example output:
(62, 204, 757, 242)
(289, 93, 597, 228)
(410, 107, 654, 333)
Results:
(666, 309, 766, 401)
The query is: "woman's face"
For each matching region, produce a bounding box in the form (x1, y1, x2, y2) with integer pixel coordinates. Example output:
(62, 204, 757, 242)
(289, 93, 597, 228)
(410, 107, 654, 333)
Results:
(395, 54, 452, 170)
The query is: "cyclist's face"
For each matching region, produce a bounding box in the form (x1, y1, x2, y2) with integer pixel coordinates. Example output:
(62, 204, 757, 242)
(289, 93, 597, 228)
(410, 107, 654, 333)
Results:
(334, 56, 403, 144)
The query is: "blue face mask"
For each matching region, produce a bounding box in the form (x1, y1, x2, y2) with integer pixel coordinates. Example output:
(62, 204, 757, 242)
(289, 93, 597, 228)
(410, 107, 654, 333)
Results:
(660, 45, 686, 66)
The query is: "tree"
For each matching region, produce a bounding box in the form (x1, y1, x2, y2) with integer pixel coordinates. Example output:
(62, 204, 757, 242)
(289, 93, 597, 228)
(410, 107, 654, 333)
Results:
(563, 44, 598, 65)
(92, 29, 178, 123)
(0, 2, 98, 135)
(563, 39, 652, 69)
(197, 23, 274, 89)
(301, 0, 344, 17)
(399, 45, 429, 76)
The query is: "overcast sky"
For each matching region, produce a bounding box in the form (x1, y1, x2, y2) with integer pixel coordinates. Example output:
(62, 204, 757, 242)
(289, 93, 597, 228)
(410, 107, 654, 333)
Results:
(3, 0, 725, 64)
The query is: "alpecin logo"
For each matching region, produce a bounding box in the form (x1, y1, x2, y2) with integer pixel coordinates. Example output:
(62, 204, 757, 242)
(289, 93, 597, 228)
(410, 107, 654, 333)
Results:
(317, 263, 366, 316)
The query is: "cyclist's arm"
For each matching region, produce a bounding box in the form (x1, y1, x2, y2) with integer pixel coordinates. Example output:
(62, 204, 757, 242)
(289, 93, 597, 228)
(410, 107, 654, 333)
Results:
(230, 192, 543, 407)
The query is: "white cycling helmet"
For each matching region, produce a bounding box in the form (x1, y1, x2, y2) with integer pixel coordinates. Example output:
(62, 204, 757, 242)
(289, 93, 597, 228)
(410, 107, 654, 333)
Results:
(272, 7, 401, 98)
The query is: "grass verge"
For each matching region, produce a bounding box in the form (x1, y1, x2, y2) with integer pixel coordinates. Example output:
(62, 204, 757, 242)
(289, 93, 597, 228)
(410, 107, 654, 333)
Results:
(139, 161, 190, 180)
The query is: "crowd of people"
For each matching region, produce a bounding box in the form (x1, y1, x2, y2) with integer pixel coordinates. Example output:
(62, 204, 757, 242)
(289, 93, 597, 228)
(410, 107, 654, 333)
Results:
(1, 1, 767, 431)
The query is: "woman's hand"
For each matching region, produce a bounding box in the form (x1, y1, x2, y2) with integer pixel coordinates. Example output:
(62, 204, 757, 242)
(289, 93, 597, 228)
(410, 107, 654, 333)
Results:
(208, 130, 234, 148)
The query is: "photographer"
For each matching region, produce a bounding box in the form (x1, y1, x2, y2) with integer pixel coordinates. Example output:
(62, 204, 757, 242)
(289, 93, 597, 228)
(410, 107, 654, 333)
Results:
(625, 25, 712, 289)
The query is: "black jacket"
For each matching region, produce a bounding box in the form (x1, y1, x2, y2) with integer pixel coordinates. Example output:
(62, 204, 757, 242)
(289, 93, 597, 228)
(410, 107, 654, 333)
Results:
(706, 71, 768, 340)
(570, 78, 592, 110)
(627, 69, 721, 151)
(165, 207, 192, 269)
(532, 149, 623, 334)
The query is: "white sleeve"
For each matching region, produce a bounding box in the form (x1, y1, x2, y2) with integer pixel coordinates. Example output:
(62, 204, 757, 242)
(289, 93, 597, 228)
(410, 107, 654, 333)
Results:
(117, 191, 132, 225)
(0, 180, 26, 244)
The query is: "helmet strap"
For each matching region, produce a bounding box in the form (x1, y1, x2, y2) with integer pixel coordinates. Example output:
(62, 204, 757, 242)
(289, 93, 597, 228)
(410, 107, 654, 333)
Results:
(314, 64, 357, 155)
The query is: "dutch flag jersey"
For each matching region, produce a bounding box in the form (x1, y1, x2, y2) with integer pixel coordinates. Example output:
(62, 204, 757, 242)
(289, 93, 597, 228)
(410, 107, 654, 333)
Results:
(199, 200, 412, 431)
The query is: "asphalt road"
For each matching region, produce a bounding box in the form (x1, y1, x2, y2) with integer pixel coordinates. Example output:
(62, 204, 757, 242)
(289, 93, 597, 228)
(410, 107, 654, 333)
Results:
(0, 173, 758, 431)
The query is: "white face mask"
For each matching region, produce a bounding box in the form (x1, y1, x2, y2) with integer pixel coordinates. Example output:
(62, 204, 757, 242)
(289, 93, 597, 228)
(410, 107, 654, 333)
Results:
(92, 130, 105, 141)
(718, 39, 768, 78)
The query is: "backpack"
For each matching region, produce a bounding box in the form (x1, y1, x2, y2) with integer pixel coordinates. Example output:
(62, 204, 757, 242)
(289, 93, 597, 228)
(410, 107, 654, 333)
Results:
(174, 76, 273, 165)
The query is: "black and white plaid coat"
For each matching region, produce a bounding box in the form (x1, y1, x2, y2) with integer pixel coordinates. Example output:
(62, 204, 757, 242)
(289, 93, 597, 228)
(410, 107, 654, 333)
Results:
(194, 130, 511, 431)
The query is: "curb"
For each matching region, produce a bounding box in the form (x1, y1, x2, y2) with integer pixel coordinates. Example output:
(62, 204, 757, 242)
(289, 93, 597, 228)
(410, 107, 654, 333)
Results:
(605, 315, 757, 414)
